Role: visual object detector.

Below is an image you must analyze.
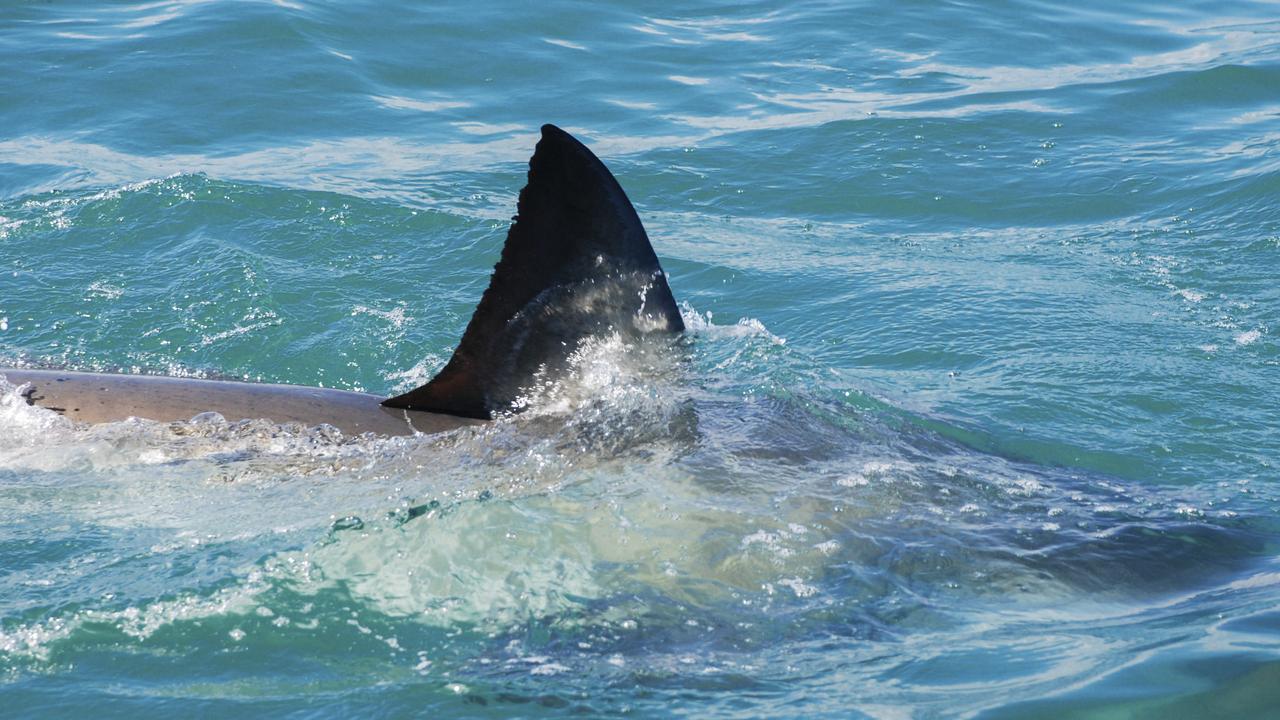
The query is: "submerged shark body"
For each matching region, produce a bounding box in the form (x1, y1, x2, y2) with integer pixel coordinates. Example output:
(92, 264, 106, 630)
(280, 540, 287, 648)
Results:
(2, 125, 683, 435)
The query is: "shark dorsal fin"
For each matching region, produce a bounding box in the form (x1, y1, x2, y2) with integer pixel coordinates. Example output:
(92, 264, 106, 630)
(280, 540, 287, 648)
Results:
(382, 124, 683, 419)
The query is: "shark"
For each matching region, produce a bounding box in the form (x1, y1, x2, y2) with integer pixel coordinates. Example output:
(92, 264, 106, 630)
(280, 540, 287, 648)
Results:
(1, 125, 684, 436)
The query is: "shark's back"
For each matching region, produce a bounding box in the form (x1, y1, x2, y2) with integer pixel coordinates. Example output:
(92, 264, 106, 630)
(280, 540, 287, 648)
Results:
(2, 369, 476, 436)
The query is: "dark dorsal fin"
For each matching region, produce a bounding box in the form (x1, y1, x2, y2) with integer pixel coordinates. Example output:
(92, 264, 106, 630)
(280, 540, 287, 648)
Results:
(382, 124, 683, 419)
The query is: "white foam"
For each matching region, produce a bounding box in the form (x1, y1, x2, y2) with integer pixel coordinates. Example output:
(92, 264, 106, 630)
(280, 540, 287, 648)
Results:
(0, 374, 75, 453)
(679, 305, 786, 345)
(838, 459, 910, 487)
(778, 577, 819, 598)
(352, 304, 409, 329)
(1234, 329, 1262, 346)
(386, 354, 444, 393)
(85, 281, 124, 300)
(0, 575, 267, 659)
(198, 313, 281, 346)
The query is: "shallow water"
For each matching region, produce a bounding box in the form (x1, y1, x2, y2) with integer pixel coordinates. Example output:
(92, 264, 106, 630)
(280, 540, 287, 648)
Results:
(2, 1, 1279, 717)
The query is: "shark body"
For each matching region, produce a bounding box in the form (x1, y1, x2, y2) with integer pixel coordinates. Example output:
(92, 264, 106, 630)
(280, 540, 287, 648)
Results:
(2, 125, 683, 435)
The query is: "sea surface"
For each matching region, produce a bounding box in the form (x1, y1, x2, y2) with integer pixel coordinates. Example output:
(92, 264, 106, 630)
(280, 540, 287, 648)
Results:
(2, 1, 1279, 717)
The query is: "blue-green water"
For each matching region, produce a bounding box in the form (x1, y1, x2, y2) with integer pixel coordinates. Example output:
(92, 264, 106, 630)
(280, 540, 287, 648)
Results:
(2, 0, 1279, 716)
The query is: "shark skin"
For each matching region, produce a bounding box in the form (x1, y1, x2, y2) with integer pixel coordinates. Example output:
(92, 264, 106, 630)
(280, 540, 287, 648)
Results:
(0, 368, 472, 436)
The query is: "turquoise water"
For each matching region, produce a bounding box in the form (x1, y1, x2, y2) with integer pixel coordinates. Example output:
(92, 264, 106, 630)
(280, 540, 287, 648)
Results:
(2, 0, 1279, 716)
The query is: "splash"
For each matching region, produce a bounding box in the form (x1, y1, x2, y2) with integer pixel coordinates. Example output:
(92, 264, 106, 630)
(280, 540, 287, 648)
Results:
(0, 374, 74, 455)
(680, 304, 786, 345)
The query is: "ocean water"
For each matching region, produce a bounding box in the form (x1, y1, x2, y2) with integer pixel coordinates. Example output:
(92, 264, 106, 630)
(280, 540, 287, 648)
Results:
(2, 0, 1279, 716)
